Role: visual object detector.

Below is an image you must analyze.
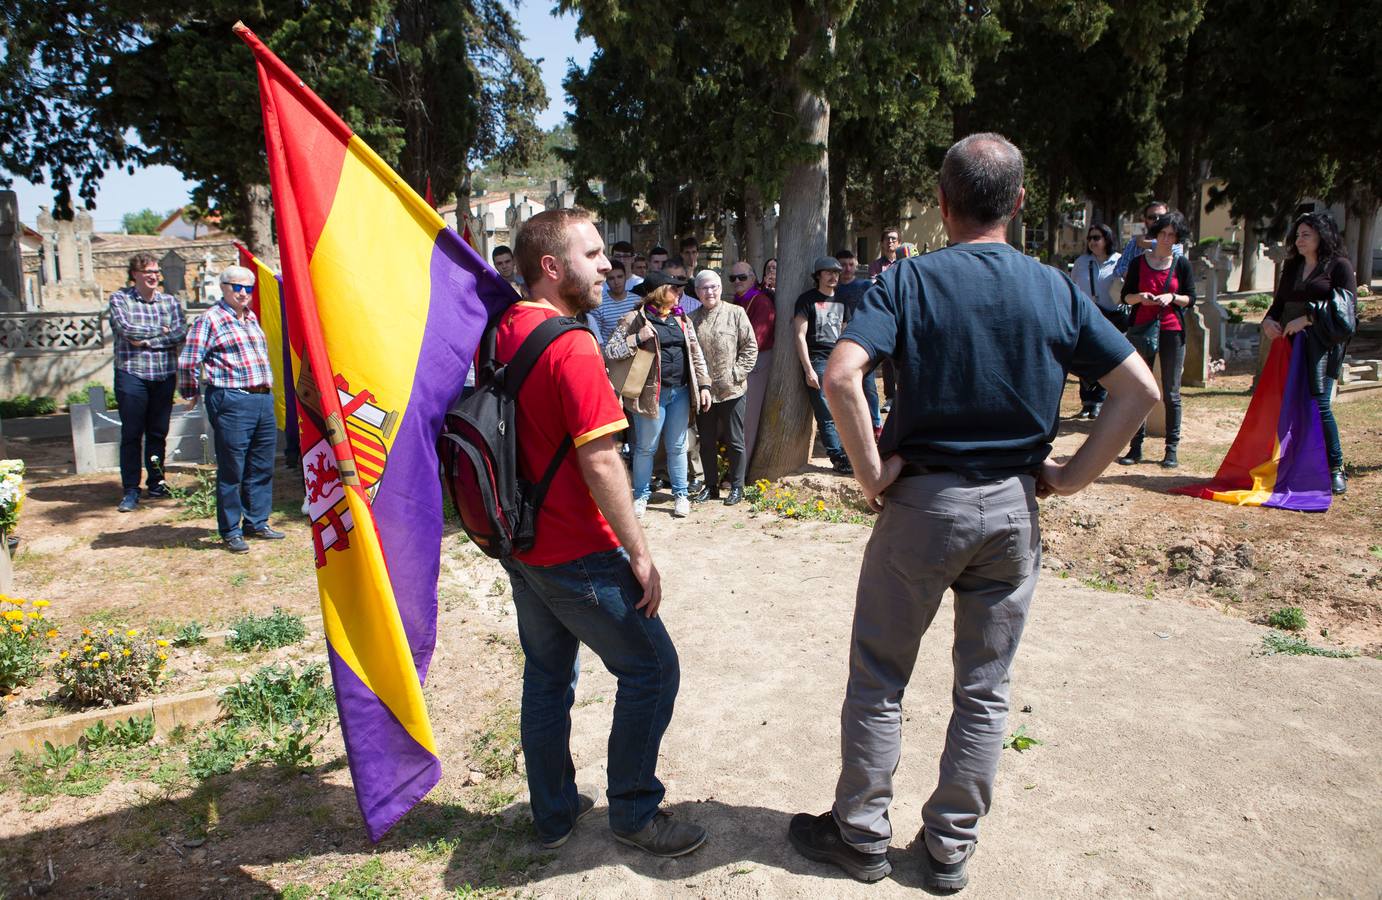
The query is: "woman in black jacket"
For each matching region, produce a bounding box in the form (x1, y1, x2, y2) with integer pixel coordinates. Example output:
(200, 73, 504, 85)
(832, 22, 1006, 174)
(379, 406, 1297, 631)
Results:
(1263, 212, 1356, 494)
(1117, 210, 1197, 468)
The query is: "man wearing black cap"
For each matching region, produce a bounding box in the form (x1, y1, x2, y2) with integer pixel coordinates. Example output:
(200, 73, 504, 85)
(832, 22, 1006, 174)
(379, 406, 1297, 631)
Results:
(793, 255, 853, 474)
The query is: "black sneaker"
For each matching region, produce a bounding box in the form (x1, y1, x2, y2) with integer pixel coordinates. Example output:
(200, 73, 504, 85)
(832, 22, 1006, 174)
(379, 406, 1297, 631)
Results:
(146, 482, 172, 499)
(918, 830, 974, 892)
(539, 793, 598, 850)
(247, 527, 286, 540)
(788, 811, 891, 882)
(831, 457, 854, 476)
(117, 489, 140, 513)
(224, 536, 250, 554)
(693, 485, 719, 503)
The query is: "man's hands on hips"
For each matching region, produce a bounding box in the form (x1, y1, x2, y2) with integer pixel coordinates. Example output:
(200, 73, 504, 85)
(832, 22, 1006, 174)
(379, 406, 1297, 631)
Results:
(858, 454, 904, 512)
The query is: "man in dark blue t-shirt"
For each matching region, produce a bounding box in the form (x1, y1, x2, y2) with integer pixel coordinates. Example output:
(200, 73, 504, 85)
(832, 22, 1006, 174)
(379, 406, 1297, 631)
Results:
(787, 133, 1157, 891)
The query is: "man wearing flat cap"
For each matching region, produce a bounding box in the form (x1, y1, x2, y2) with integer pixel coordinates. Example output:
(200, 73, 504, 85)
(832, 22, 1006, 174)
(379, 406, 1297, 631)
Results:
(793, 256, 853, 474)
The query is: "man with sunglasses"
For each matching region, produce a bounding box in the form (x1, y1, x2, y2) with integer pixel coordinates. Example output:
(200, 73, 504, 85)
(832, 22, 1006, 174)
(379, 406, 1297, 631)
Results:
(178, 265, 283, 553)
(109, 253, 188, 512)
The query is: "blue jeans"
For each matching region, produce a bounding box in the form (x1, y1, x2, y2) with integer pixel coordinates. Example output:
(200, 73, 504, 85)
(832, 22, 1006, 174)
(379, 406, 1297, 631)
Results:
(501, 547, 680, 840)
(864, 364, 881, 428)
(808, 358, 845, 460)
(631, 385, 690, 499)
(205, 387, 276, 539)
(1315, 377, 1343, 472)
(113, 368, 177, 492)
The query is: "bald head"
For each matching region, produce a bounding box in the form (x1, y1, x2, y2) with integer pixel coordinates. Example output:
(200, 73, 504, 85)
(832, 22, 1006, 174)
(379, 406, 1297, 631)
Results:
(939, 132, 1024, 227)
(730, 261, 756, 298)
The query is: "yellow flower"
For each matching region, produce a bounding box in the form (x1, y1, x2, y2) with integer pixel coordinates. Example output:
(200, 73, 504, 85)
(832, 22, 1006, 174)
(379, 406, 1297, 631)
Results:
(32, 600, 49, 608)
(106, 629, 115, 636)
(83, 644, 93, 652)
(2, 610, 19, 621)
(122, 648, 132, 656)
(80, 661, 89, 669)
(157, 652, 168, 661)
(97, 651, 110, 660)
(126, 629, 139, 637)
(82, 628, 91, 637)
(28, 612, 41, 619)
(156, 639, 169, 647)
(92, 661, 100, 669)
(45, 629, 58, 639)
(815, 500, 826, 512)
(59, 651, 69, 660)
(10, 623, 23, 633)
(5, 597, 23, 606)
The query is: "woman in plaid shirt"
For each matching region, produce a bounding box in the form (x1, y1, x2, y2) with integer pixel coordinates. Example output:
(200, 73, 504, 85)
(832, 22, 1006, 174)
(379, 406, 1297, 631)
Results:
(178, 265, 283, 553)
(109, 253, 187, 512)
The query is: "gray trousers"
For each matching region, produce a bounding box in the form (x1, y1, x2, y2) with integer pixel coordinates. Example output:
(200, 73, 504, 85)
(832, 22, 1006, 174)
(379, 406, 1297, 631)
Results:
(833, 470, 1040, 864)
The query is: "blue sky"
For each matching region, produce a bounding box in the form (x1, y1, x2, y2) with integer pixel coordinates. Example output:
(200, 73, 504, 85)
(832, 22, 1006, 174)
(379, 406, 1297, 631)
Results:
(7, 5, 592, 230)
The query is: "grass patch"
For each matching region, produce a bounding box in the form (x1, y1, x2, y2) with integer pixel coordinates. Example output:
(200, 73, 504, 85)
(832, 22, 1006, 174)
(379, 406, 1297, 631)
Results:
(470, 706, 521, 780)
(282, 857, 405, 899)
(226, 607, 307, 651)
(1266, 606, 1306, 632)
(1261, 632, 1358, 659)
(1081, 575, 1121, 593)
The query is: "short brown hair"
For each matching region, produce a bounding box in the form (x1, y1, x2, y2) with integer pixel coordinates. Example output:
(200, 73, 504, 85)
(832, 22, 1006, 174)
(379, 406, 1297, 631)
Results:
(514, 209, 593, 287)
(127, 253, 160, 279)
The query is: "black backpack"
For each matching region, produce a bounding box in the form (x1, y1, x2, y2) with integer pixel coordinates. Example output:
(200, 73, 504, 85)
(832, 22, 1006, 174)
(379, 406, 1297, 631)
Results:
(438, 315, 589, 560)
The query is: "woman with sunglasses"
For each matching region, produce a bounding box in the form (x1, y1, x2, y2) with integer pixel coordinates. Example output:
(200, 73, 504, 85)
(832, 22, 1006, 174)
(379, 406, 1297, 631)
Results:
(1070, 223, 1123, 419)
(1262, 212, 1356, 494)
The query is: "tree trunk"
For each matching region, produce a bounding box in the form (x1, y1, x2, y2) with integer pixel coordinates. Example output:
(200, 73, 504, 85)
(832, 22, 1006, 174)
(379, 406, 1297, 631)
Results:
(744, 184, 766, 275)
(1354, 192, 1378, 286)
(243, 183, 277, 267)
(1237, 218, 1261, 292)
(827, 140, 849, 253)
(749, 18, 832, 482)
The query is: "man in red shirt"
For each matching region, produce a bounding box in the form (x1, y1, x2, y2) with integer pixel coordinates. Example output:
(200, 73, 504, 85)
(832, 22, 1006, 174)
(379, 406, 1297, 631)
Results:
(496, 209, 706, 858)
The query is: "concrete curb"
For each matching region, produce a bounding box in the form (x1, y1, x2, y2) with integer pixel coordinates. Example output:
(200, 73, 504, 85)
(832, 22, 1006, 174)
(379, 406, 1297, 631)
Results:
(0, 688, 223, 757)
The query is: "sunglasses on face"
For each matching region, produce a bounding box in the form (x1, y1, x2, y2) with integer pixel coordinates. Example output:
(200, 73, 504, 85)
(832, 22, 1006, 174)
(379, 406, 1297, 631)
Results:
(224, 283, 254, 294)
(1088, 235, 1102, 241)
(729, 273, 751, 282)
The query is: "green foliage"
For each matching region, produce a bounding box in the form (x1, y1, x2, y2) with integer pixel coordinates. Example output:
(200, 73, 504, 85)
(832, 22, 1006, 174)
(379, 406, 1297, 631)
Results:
(1243, 294, 1272, 311)
(469, 707, 520, 780)
(188, 723, 248, 779)
(221, 662, 335, 731)
(0, 395, 57, 418)
(1261, 632, 1357, 659)
(63, 382, 118, 410)
(226, 607, 307, 652)
(1266, 606, 1306, 632)
(53, 627, 169, 707)
(744, 479, 874, 525)
(1004, 725, 1043, 753)
(0, 599, 56, 692)
(171, 621, 207, 647)
(169, 468, 217, 520)
(121, 207, 167, 235)
(81, 713, 155, 750)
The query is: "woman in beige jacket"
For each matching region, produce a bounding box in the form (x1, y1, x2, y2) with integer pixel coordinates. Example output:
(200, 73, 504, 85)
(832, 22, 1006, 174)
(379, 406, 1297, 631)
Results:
(689, 270, 757, 504)
(604, 271, 711, 519)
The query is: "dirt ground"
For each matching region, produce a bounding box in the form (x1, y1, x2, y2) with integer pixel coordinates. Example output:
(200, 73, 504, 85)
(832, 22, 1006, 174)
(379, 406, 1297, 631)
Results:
(1, 374, 1380, 897)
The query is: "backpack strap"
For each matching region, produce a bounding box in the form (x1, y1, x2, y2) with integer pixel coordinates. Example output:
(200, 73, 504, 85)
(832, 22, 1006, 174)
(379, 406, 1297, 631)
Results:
(498, 317, 590, 398)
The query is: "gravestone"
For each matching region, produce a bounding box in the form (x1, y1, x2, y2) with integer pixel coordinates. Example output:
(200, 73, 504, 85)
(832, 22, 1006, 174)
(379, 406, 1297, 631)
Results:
(1194, 257, 1229, 362)
(0, 191, 21, 311)
(160, 249, 187, 296)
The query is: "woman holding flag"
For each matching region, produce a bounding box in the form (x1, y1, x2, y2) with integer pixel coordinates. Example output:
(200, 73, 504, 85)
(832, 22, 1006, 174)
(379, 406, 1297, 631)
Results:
(1262, 212, 1356, 495)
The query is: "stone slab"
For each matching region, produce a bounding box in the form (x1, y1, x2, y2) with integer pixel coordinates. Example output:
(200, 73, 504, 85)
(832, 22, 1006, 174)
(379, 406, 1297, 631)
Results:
(0, 688, 222, 757)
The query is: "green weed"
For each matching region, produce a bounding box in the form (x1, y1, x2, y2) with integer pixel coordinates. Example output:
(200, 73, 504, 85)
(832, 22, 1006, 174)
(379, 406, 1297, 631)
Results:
(470, 707, 521, 780)
(1004, 725, 1043, 753)
(172, 621, 208, 647)
(169, 468, 218, 519)
(226, 607, 307, 651)
(1266, 606, 1306, 632)
(1081, 575, 1120, 593)
(1261, 632, 1357, 659)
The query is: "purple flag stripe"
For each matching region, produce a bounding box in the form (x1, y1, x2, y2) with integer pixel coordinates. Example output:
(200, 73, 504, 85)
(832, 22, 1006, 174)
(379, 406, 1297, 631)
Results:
(328, 643, 440, 842)
(1263, 333, 1332, 512)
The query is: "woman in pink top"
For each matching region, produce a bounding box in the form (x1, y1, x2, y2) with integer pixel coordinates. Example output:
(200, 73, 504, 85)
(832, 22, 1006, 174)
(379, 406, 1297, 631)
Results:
(1116, 210, 1196, 469)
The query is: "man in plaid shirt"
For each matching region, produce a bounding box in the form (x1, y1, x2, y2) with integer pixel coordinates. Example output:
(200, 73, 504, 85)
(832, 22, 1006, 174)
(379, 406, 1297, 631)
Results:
(110, 253, 188, 512)
(178, 265, 283, 553)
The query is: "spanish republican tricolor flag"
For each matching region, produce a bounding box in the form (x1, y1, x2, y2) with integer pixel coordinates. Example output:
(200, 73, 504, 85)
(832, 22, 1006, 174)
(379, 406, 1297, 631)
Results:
(236, 23, 518, 840)
(1171, 334, 1332, 512)
(235, 242, 298, 448)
